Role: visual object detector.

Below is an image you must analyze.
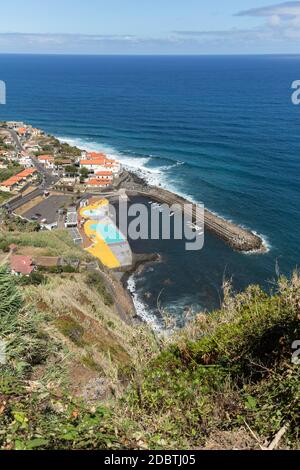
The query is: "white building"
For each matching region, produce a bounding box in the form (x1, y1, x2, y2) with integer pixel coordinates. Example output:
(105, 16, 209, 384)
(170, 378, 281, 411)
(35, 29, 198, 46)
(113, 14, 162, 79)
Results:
(79, 159, 106, 172)
(6, 121, 25, 129)
(94, 171, 113, 181)
(65, 208, 78, 228)
(38, 155, 55, 169)
(19, 156, 33, 168)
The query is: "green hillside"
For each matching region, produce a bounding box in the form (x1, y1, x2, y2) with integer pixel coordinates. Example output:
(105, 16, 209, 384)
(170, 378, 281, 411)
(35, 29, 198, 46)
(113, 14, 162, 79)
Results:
(0, 267, 299, 450)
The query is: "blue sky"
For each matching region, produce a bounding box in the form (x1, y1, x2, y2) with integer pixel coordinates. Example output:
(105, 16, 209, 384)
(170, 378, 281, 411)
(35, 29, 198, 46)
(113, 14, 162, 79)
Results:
(0, 1, 300, 54)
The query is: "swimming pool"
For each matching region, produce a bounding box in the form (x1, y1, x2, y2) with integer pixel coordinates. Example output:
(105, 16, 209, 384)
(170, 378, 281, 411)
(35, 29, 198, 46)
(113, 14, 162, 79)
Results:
(83, 208, 106, 219)
(90, 223, 125, 244)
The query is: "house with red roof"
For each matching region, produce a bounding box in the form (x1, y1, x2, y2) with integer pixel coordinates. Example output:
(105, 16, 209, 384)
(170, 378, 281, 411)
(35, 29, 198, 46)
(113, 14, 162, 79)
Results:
(87, 152, 106, 160)
(0, 168, 37, 192)
(38, 155, 55, 169)
(86, 178, 111, 188)
(80, 153, 122, 175)
(10, 255, 35, 276)
(0, 176, 23, 192)
(94, 171, 113, 181)
(80, 158, 106, 171)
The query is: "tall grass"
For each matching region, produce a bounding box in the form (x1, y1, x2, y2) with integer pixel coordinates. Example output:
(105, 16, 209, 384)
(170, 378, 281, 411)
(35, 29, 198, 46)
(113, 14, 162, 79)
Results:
(1, 264, 299, 450)
(0, 229, 90, 260)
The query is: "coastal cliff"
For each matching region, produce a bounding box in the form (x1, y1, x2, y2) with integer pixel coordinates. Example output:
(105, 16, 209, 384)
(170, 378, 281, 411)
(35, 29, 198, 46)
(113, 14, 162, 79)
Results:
(0, 267, 299, 450)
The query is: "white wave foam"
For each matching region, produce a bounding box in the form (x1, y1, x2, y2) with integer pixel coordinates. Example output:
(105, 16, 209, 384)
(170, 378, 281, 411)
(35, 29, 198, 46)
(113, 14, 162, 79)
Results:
(56, 136, 263, 245)
(127, 276, 161, 331)
(242, 231, 271, 255)
(57, 135, 189, 190)
(57, 134, 166, 187)
(157, 161, 185, 171)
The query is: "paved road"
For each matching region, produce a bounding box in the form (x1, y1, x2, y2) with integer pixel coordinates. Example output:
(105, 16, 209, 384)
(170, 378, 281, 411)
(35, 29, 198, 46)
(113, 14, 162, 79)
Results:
(5, 128, 23, 152)
(7, 188, 43, 212)
(3, 126, 59, 187)
(0, 126, 60, 212)
(31, 156, 59, 188)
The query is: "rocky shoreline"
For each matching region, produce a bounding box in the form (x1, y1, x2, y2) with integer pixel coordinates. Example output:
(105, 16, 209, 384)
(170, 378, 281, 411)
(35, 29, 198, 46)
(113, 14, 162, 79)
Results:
(119, 252, 161, 287)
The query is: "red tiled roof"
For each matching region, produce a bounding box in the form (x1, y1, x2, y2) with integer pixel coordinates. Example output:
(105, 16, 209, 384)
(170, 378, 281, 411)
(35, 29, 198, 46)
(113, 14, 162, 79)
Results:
(80, 159, 106, 166)
(38, 155, 54, 161)
(87, 152, 107, 159)
(10, 255, 34, 275)
(0, 168, 37, 187)
(0, 177, 23, 187)
(95, 171, 113, 176)
(86, 179, 111, 186)
(18, 168, 37, 177)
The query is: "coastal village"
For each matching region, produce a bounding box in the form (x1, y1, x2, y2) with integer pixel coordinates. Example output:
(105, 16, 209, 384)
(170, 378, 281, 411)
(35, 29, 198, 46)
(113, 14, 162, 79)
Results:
(0, 124, 293, 452)
(0, 120, 264, 281)
(0, 121, 134, 277)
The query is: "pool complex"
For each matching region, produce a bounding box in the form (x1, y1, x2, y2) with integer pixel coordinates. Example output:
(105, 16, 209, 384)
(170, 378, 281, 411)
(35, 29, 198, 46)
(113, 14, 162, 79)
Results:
(81, 199, 109, 219)
(90, 222, 125, 244)
(80, 199, 128, 269)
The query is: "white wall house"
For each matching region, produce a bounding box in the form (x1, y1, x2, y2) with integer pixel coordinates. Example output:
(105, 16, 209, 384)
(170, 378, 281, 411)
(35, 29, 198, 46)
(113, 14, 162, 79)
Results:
(94, 171, 113, 181)
(38, 155, 55, 169)
(79, 159, 106, 172)
(19, 156, 33, 168)
(0, 179, 20, 192)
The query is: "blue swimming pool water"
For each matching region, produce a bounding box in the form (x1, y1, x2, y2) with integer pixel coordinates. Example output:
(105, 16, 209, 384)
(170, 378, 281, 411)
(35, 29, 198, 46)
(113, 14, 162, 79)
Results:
(90, 223, 125, 244)
(84, 209, 104, 218)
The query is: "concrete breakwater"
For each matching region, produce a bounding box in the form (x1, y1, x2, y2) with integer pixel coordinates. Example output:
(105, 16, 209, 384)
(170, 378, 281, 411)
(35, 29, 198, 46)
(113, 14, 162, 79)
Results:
(120, 172, 265, 253)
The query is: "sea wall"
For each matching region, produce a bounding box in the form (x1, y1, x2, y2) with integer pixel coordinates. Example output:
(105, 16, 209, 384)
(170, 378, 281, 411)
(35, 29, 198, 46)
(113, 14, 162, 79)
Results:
(119, 171, 265, 253)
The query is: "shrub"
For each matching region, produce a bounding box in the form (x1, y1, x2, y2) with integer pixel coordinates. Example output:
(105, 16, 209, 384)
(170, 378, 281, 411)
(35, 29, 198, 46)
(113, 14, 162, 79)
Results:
(62, 265, 77, 273)
(86, 271, 114, 306)
(55, 316, 85, 347)
(0, 240, 10, 252)
(19, 272, 46, 286)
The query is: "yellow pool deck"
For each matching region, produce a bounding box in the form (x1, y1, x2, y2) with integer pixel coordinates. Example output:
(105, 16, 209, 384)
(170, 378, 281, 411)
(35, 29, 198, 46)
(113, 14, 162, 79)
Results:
(80, 199, 109, 219)
(80, 199, 121, 269)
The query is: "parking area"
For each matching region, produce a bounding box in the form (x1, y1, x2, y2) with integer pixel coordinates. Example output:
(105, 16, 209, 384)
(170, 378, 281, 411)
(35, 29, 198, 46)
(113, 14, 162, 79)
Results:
(22, 195, 74, 225)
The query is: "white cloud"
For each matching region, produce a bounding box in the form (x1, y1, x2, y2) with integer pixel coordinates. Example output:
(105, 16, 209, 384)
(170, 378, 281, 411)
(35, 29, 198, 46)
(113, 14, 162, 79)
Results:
(268, 14, 281, 26)
(234, 2, 300, 44)
(236, 2, 300, 31)
(1, 3, 300, 56)
(236, 1, 300, 19)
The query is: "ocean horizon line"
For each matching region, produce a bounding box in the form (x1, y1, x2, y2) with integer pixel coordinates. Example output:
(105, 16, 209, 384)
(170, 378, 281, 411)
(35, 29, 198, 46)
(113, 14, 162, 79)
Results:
(1, 52, 300, 57)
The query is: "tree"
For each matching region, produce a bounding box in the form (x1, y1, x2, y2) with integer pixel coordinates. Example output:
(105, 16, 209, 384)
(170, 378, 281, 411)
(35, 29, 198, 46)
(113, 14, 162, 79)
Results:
(64, 165, 78, 176)
(80, 167, 89, 178)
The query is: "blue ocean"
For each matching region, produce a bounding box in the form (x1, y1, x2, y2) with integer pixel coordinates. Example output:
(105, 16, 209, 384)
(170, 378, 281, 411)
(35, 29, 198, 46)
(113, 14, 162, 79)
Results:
(1, 54, 300, 326)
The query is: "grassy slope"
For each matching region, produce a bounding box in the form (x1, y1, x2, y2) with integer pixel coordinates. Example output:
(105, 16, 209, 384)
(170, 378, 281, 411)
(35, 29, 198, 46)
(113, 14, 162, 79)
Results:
(0, 267, 158, 450)
(0, 191, 11, 205)
(0, 269, 299, 450)
(0, 229, 90, 261)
